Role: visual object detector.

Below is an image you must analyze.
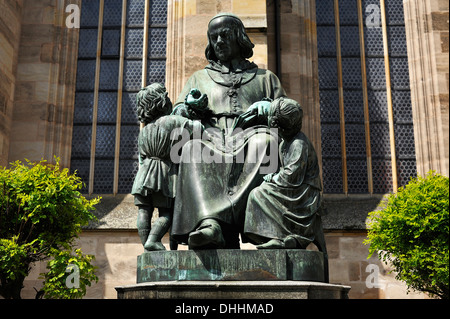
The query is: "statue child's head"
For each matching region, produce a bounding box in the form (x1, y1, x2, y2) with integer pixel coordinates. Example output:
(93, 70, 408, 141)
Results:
(136, 83, 172, 124)
(268, 97, 303, 141)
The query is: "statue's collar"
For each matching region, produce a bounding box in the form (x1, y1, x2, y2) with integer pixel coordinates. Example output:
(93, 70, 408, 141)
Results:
(206, 59, 256, 74)
(205, 60, 258, 87)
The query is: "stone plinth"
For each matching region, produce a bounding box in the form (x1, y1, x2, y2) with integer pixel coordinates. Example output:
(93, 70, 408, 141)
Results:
(137, 249, 326, 283)
(115, 281, 350, 299)
(116, 249, 350, 299)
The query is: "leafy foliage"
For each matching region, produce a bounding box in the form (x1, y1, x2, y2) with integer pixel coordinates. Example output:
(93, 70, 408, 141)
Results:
(0, 158, 100, 299)
(39, 248, 98, 299)
(0, 237, 34, 283)
(365, 171, 449, 299)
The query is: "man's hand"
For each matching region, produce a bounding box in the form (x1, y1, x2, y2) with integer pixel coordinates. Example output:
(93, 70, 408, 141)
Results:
(185, 88, 208, 111)
(232, 100, 272, 130)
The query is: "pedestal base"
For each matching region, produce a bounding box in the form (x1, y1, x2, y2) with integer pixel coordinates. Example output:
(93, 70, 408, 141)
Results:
(115, 281, 350, 299)
(136, 249, 327, 282)
(117, 249, 349, 299)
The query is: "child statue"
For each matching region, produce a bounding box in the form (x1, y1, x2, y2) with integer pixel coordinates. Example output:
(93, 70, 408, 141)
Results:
(243, 97, 326, 251)
(131, 83, 206, 251)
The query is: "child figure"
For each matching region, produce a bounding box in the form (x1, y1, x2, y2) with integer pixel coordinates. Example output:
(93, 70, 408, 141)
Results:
(243, 97, 325, 251)
(132, 83, 205, 251)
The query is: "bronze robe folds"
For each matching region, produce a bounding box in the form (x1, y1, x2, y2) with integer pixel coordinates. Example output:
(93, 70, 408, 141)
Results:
(171, 62, 286, 244)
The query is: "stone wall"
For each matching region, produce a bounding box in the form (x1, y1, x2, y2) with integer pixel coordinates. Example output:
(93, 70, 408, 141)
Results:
(19, 194, 428, 299)
(3, 0, 446, 300)
(0, 0, 23, 166)
(404, 0, 449, 176)
(3, 0, 446, 176)
(267, 0, 321, 162)
(165, 0, 268, 103)
(19, 193, 429, 299)
(7, 0, 80, 168)
(21, 230, 427, 299)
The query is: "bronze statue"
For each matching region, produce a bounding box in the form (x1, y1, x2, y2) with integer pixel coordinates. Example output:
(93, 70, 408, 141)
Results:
(243, 98, 325, 250)
(169, 13, 286, 249)
(133, 14, 326, 257)
(131, 84, 205, 251)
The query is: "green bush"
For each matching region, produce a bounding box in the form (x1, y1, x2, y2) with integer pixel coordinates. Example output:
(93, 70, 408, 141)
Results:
(0, 158, 100, 299)
(39, 248, 98, 299)
(365, 171, 449, 299)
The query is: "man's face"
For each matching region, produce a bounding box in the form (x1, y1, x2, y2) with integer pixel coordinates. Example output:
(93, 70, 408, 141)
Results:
(208, 17, 241, 63)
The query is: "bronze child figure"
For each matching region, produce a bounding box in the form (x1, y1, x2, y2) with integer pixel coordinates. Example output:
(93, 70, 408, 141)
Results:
(243, 97, 326, 250)
(131, 83, 205, 251)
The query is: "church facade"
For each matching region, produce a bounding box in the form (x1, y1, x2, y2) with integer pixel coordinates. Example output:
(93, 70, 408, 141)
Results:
(0, 0, 448, 298)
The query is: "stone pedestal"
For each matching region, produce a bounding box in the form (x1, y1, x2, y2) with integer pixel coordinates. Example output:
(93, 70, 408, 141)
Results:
(116, 249, 350, 299)
(116, 281, 350, 299)
(136, 249, 326, 283)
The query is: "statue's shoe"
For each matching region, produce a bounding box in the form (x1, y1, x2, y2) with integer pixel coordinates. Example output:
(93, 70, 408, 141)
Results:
(283, 236, 298, 248)
(144, 241, 167, 251)
(188, 219, 226, 249)
(256, 236, 299, 249)
(256, 239, 285, 249)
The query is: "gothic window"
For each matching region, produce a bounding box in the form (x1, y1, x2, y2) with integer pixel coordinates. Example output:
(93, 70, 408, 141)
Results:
(316, 0, 416, 194)
(71, 0, 167, 194)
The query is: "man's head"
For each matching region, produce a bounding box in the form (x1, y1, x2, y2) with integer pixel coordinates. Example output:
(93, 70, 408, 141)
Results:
(205, 13, 254, 63)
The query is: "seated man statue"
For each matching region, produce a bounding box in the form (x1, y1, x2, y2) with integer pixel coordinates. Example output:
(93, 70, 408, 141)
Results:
(170, 13, 286, 249)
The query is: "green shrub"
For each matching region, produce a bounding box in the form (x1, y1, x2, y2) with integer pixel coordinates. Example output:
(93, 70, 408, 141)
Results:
(365, 171, 449, 299)
(0, 158, 100, 299)
(39, 248, 98, 299)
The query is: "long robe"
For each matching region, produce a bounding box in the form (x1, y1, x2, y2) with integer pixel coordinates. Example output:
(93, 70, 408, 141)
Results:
(170, 61, 286, 243)
(243, 131, 323, 248)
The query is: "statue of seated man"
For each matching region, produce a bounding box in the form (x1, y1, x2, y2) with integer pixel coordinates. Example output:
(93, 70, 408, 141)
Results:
(169, 13, 287, 249)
